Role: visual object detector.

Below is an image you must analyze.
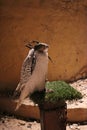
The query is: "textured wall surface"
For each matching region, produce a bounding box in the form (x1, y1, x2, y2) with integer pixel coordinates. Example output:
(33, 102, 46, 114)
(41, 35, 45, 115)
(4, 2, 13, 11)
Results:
(0, 0, 87, 92)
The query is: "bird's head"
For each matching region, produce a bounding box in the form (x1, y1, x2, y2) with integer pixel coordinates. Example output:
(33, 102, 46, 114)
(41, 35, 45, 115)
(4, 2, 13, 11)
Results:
(34, 43, 49, 53)
(25, 41, 49, 53)
(25, 41, 53, 62)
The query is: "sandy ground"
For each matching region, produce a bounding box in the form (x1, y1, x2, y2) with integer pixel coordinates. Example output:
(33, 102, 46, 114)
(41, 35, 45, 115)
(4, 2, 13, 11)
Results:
(67, 78, 87, 109)
(0, 115, 87, 130)
(0, 78, 87, 130)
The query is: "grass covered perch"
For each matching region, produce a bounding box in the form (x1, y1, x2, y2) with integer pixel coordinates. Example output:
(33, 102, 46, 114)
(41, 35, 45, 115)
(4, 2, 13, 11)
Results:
(30, 81, 82, 104)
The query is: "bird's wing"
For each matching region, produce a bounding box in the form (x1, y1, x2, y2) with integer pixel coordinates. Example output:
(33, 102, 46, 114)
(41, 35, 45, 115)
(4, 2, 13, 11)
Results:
(13, 49, 36, 98)
(20, 56, 33, 84)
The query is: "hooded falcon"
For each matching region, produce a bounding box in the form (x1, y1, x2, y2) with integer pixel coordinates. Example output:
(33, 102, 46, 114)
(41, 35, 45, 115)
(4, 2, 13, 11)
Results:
(14, 41, 49, 110)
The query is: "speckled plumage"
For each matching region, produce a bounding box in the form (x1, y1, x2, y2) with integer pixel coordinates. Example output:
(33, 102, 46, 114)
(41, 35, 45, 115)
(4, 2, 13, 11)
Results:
(14, 43, 49, 110)
(14, 48, 35, 97)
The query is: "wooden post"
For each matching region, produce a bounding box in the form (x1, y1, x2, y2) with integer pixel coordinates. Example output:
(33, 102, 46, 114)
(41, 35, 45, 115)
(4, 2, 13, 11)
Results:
(39, 100, 67, 130)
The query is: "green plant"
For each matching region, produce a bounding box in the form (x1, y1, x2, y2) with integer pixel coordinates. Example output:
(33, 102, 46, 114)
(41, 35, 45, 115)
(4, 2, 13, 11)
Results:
(30, 81, 82, 104)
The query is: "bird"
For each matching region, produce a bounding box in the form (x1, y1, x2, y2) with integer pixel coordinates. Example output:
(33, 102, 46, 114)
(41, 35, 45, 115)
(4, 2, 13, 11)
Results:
(14, 41, 49, 110)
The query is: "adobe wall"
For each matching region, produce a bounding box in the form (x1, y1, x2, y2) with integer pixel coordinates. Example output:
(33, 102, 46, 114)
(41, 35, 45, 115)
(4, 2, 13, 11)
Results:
(0, 0, 87, 92)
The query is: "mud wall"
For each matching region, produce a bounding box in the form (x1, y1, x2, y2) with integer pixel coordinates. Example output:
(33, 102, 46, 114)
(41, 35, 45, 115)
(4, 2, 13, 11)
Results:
(0, 0, 87, 92)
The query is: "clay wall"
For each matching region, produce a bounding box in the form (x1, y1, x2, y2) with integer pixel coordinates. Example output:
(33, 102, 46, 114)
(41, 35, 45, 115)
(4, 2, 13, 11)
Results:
(0, 0, 87, 92)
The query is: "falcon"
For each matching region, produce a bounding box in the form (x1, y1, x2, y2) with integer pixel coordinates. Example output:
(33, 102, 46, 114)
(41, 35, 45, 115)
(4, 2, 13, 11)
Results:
(14, 41, 49, 110)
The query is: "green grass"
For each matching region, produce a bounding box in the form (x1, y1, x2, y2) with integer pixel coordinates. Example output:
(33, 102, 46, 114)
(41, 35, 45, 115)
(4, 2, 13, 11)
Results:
(30, 81, 82, 104)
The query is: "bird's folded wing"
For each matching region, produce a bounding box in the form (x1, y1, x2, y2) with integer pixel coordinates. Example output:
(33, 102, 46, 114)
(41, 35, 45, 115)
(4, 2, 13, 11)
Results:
(13, 49, 36, 98)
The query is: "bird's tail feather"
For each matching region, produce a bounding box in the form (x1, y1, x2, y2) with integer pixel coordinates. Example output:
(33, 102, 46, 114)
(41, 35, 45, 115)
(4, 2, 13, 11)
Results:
(15, 100, 22, 111)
